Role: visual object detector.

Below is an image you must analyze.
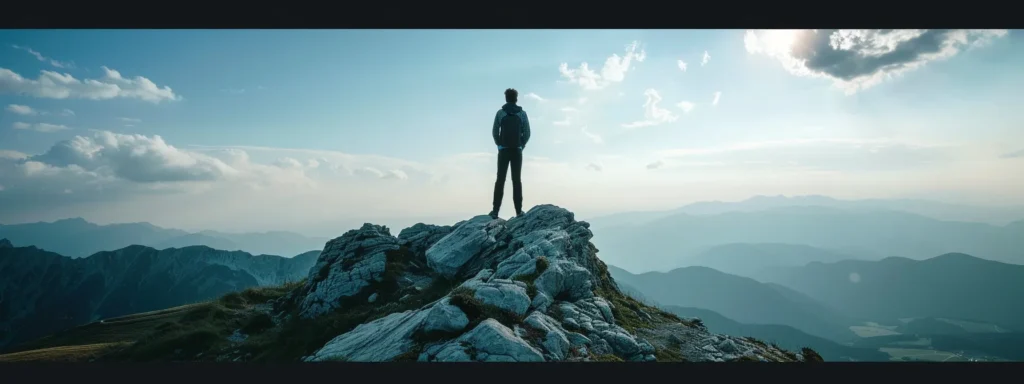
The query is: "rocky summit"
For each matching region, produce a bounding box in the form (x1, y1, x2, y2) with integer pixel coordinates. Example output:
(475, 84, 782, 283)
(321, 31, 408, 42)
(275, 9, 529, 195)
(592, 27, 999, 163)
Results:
(261, 204, 812, 362)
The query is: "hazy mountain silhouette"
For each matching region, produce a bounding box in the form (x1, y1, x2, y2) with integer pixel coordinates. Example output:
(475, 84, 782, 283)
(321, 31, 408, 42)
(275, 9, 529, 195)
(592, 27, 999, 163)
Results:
(588, 195, 1024, 228)
(0, 218, 328, 258)
(682, 243, 864, 279)
(606, 265, 856, 342)
(756, 253, 1024, 332)
(0, 241, 318, 350)
(591, 206, 1024, 272)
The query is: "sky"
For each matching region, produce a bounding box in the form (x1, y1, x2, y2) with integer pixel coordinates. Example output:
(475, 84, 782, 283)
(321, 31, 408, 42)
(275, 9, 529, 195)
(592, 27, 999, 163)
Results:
(1, 29, 1023, 236)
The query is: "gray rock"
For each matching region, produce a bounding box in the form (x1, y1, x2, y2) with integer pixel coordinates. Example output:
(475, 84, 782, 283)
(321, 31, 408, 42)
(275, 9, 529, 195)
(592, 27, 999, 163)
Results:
(589, 338, 613, 355)
(421, 298, 469, 334)
(598, 329, 642, 356)
(718, 338, 739, 354)
(398, 223, 453, 256)
(429, 343, 473, 362)
(592, 297, 615, 324)
(462, 278, 532, 317)
(454, 319, 545, 362)
(493, 229, 570, 279)
(639, 339, 656, 355)
(367, 293, 379, 303)
(532, 259, 595, 311)
(307, 306, 430, 362)
(426, 215, 506, 279)
(296, 224, 399, 319)
(565, 331, 592, 347)
(524, 312, 572, 360)
(493, 249, 538, 280)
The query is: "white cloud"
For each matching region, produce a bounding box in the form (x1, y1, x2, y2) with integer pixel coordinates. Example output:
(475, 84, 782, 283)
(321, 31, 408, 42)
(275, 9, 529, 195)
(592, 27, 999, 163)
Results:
(559, 41, 646, 91)
(622, 89, 679, 129)
(11, 45, 74, 69)
(383, 169, 409, 180)
(12, 122, 70, 132)
(6, 104, 77, 117)
(560, 107, 578, 112)
(701, 51, 711, 66)
(28, 131, 236, 182)
(578, 97, 588, 105)
(0, 150, 28, 160)
(0, 66, 180, 103)
(676, 101, 695, 113)
(6, 104, 36, 115)
(712, 91, 722, 106)
(222, 88, 247, 95)
(586, 163, 603, 172)
(119, 117, 142, 123)
(526, 92, 545, 102)
(677, 60, 688, 72)
(646, 160, 664, 170)
(274, 157, 304, 169)
(581, 126, 603, 144)
(307, 159, 321, 168)
(744, 29, 1009, 94)
(553, 119, 571, 126)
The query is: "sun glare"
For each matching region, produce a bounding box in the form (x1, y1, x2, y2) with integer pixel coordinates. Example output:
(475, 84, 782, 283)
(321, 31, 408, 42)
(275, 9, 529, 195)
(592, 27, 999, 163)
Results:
(760, 30, 799, 54)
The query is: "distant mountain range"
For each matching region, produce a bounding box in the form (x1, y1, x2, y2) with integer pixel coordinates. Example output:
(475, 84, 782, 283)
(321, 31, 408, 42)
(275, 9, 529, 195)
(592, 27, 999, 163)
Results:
(591, 205, 1024, 273)
(754, 253, 1024, 332)
(0, 218, 328, 258)
(681, 243, 867, 279)
(588, 195, 1024, 228)
(0, 240, 318, 350)
(606, 265, 857, 342)
(610, 251, 1024, 362)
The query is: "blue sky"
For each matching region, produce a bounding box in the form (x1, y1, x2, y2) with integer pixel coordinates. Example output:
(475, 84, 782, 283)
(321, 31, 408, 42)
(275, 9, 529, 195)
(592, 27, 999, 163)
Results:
(1, 29, 1023, 235)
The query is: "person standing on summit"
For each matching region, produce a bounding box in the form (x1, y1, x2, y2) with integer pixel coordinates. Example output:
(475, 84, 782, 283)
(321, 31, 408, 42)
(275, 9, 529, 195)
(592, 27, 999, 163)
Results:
(489, 88, 531, 219)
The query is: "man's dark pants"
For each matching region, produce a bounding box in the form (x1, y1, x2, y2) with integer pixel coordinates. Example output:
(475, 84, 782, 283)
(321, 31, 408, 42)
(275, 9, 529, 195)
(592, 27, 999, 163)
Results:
(492, 148, 523, 215)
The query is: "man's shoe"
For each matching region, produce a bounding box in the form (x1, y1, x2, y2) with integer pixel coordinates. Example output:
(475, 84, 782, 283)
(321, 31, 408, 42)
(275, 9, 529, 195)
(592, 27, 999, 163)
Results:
(515, 210, 525, 218)
(488, 210, 499, 219)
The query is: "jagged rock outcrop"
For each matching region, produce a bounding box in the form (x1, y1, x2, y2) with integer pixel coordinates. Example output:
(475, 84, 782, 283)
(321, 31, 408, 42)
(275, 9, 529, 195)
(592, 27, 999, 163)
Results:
(280, 204, 808, 362)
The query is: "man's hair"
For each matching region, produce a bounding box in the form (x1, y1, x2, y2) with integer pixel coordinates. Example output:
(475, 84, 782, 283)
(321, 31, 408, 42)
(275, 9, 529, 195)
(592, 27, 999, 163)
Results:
(505, 88, 518, 103)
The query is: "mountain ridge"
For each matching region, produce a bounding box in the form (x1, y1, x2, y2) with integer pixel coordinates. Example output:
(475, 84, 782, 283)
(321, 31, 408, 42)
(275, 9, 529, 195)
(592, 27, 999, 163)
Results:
(590, 205, 1024, 272)
(755, 252, 1024, 331)
(0, 241, 318, 350)
(0, 218, 328, 258)
(606, 264, 856, 342)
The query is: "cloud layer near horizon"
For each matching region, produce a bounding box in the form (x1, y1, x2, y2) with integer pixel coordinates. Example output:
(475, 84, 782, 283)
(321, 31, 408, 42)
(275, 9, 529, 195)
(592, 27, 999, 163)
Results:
(2, 130, 1021, 234)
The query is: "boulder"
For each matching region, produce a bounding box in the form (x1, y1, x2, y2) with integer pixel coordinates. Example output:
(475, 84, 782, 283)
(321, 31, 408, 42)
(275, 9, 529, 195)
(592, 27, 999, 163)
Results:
(425, 319, 544, 362)
(296, 224, 398, 318)
(425, 216, 506, 279)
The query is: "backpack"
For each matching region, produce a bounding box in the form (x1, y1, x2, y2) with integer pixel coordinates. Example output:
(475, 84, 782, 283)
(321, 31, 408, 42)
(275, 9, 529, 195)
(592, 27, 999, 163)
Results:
(499, 110, 522, 148)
